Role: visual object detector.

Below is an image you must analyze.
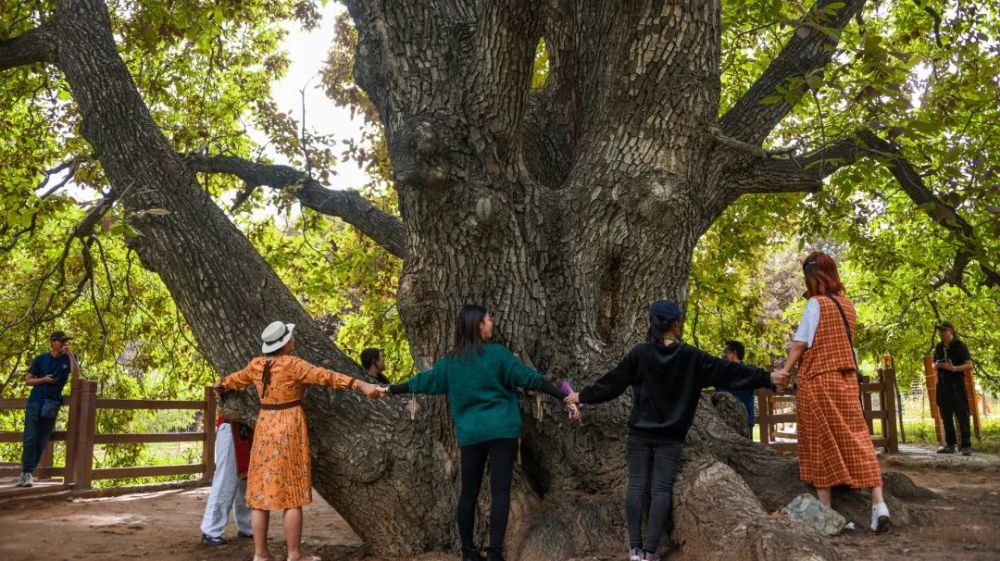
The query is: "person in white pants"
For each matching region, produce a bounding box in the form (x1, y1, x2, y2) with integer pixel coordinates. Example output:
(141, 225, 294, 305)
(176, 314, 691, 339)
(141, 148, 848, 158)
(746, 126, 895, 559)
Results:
(200, 421, 253, 545)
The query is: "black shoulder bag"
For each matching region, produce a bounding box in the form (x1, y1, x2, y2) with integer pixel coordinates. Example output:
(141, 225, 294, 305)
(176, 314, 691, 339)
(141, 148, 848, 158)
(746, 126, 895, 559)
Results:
(826, 295, 865, 385)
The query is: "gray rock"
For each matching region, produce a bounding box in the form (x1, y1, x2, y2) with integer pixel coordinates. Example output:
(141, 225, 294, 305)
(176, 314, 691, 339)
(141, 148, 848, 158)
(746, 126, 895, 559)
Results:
(781, 493, 847, 536)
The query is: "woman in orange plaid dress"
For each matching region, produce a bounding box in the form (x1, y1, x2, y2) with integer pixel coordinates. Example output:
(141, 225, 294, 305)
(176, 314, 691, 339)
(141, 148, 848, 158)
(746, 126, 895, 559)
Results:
(218, 321, 385, 561)
(775, 252, 891, 533)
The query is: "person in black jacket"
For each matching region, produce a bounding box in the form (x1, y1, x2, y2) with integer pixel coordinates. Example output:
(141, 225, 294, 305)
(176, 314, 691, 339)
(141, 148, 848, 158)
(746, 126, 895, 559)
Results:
(564, 300, 787, 561)
(933, 321, 974, 455)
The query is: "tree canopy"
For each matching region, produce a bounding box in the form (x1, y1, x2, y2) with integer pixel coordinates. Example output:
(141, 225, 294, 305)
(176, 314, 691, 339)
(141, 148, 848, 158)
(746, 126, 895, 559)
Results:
(2, 0, 995, 399)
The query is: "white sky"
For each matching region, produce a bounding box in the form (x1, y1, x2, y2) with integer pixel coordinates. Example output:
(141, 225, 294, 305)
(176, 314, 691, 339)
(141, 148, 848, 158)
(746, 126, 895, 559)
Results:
(43, 3, 372, 205)
(255, 2, 371, 191)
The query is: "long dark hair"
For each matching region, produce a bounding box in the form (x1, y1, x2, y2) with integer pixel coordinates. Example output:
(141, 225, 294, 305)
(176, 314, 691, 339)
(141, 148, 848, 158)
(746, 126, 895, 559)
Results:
(451, 304, 489, 359)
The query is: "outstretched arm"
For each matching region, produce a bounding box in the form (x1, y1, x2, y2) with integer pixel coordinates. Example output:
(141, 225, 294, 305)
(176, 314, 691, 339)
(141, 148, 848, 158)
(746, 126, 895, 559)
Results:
(780, 342, 807, 373)
(696, 347, 772, 390)
(390, 363, 448, 396)
(498, 346, 567, 401)
(572, 350, 638, 406)
(496, 347, 581, 420)
(296, 358, 384, 398)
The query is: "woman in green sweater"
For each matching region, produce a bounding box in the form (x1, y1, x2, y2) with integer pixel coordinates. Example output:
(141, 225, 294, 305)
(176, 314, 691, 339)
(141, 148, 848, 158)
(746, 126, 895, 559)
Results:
(388, 304, 580, 561)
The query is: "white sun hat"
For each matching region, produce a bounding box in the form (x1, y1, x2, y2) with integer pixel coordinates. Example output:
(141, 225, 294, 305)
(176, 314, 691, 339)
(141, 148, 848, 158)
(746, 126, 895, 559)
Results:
(261, 321, 296, 354)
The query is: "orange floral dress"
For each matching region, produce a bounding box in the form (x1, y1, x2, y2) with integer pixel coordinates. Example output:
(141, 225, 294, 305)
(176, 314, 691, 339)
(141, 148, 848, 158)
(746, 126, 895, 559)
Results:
(220, 354, 354, 510)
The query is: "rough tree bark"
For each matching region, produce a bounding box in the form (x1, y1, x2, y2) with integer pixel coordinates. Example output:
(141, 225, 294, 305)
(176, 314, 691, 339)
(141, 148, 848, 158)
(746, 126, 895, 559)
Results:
(5, 1, 938, 560)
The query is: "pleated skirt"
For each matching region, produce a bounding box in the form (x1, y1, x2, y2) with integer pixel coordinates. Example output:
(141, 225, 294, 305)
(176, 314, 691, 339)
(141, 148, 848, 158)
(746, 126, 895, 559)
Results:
(245, 407, 313, 510)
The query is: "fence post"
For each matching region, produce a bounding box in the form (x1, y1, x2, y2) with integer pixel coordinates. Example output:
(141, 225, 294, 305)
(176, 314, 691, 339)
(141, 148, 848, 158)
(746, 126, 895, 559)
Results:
(203, 386, 216, 482)
(74, 380, 98, 490)
(862, 382, 874, 434)
(64, 379, 80, 485)
(923, 356, 943, 444)
(965, 366, 981, 440)
(882, 366, 899, 453)
(756, 388, 771, 445)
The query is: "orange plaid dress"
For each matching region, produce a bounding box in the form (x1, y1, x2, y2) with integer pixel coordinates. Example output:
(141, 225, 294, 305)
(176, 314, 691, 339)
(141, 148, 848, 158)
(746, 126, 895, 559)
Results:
(796, 294, 882, 489)
(220, 355, 354, 510)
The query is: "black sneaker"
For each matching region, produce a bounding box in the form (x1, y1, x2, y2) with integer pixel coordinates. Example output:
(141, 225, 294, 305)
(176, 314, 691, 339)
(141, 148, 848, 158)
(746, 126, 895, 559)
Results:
(201, 534, 227, 546)
(936, 446, 956, 454)
(961, 446, 972, 456)
(237, 531, 253, 539)
(485, 548, 505, 561)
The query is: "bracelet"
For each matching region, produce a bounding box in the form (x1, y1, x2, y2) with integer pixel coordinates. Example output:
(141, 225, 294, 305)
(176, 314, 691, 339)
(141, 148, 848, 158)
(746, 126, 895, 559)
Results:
(348, 378, 358, 390)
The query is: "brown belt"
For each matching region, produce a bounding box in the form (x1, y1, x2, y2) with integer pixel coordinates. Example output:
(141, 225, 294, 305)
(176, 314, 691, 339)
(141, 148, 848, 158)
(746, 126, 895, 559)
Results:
(260, 400, 301, 411)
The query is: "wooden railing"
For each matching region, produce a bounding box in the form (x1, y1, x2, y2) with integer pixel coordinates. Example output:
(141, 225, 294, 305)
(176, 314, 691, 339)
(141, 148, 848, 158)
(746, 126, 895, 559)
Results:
(755, 365, 899, 454)
(0, 379, 216, 490)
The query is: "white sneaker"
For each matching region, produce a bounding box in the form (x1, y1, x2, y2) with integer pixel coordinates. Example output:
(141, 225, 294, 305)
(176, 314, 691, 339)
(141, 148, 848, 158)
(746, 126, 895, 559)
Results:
(629, 548, 642, 561)
(22, 473, 34, 487)
(14, 473, 26, 487)
(870, 502, 890, 533)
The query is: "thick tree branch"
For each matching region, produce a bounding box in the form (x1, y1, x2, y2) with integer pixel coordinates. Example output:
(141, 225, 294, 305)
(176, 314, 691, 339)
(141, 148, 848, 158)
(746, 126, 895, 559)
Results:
(731, 129, 1000, 288)
(719, 0, 866, 144)
(0, 23, 58, 72)
(184, 154, 406, 259)
(727, 136, 858, 193)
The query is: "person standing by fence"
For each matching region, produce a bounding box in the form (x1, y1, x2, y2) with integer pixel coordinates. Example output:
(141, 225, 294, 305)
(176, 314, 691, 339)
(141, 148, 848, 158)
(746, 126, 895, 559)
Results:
(933, 321, 974, 456)
(773, 252, 890, 533)
(200, 417, 254, 545)
(16, 331, 79, 488)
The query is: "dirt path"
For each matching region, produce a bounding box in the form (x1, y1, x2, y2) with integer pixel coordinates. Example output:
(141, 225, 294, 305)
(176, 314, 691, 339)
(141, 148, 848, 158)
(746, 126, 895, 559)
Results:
(0, 445, 997, 561)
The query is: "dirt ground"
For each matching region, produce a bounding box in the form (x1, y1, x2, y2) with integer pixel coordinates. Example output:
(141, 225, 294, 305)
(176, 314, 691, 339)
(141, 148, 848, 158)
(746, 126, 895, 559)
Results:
(1, 444, 997, 561)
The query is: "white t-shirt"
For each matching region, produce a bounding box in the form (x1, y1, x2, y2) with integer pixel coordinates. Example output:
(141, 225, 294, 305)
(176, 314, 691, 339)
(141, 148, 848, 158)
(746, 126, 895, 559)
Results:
(793, 298, 821, 347)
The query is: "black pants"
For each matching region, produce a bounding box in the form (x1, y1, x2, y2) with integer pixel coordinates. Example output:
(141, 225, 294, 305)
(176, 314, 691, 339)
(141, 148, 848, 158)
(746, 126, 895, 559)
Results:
(458, 438, 518, 553)
(937, 375, 971, 448)
(626, 436, 683, 553)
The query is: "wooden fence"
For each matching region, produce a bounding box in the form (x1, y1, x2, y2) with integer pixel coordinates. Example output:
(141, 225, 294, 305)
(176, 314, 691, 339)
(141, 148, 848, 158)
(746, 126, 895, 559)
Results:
(0, 379, 216, 492)
(755, 365, 899, 453)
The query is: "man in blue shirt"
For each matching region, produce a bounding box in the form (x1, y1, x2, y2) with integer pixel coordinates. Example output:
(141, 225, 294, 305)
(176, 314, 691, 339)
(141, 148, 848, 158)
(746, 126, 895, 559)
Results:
(718, 340, 758, 430)
(16, 331, 80, 487)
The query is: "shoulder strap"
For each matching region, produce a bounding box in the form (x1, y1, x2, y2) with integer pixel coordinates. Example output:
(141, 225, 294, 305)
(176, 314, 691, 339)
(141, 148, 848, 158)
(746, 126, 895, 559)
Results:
(825, 295, 859, 371)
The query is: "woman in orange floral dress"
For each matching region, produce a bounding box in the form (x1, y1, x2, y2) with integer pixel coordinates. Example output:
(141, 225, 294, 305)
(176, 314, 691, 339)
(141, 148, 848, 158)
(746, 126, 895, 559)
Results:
(218, 321, 384, 561)
(775, 252, 890, 533)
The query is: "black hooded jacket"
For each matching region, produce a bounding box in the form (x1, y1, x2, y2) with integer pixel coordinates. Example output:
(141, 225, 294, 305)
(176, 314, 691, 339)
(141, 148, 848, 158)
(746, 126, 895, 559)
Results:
(579, 341, 771, 442)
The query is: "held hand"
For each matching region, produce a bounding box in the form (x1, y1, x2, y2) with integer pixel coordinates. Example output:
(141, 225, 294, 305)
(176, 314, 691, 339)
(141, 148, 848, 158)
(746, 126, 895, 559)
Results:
(42, 375, 56, 384)
(360, 382, 385, 400)
(563, 392, 581, 406)
(567, 403, 582, 422)
(770, 369, 790, 391)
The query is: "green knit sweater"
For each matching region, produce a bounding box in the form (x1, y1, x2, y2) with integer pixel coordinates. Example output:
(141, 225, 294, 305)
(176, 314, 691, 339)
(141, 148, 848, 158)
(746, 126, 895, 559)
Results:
(398, 343, 546, 447)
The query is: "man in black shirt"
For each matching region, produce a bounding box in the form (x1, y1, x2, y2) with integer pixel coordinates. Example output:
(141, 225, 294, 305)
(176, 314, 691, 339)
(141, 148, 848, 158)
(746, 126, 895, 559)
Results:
(360, 347, 389, 384)
(933, 322, 974, 456)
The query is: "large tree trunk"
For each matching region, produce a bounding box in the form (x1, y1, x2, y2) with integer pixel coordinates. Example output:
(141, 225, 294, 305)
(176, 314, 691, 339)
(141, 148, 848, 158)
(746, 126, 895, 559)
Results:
(26, 0, 922, 559)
